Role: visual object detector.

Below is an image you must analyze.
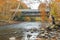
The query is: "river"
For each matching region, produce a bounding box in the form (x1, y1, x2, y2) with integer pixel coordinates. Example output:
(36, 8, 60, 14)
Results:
(0, 22, 42, 40)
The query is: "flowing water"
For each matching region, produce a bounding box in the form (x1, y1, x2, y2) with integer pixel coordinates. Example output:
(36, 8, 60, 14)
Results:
(0, 22, 41, 40)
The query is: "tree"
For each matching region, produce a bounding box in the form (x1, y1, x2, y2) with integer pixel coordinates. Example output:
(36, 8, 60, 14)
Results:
(0, 0, 28, 23)
(38, 3, 47, 22)
(49, 0, 60, 23)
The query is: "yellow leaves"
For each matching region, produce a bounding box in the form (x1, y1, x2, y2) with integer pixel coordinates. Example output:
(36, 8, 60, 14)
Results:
(50, 1, 60, 22)
(35, 17, 41, 21)
(50, 1, 57, 16)
(50, 2, 60, 16)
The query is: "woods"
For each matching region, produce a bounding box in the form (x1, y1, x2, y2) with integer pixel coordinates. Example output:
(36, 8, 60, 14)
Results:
(0, 0, 28, 23)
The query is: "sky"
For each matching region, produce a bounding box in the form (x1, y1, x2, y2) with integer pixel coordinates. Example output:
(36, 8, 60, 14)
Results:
(22, 0, 50, 9)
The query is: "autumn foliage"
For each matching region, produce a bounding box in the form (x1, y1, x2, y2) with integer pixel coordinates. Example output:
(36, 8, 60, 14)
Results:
(0, 0, 28, 22)
(50, 0, 60, 23)
(55, 0, 60, 2)
(38, 3, 47, 22)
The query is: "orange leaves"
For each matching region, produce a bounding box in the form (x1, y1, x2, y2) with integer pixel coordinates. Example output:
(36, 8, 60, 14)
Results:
(39, 3, 46, 8)
(0, 0, 28, 22)
(38, 3, 47, 22)
(55, 0, 60, 2)
(0, 0, 5, 6)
